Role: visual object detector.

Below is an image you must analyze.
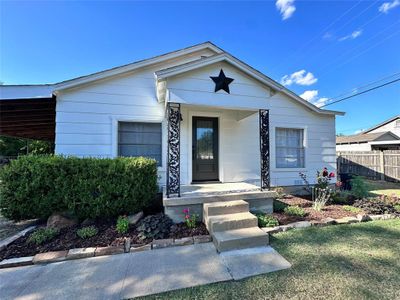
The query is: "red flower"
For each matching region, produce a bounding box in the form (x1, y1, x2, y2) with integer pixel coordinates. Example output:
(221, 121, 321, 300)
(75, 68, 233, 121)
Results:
(329, 172, 335, 178)
(322, 168, 328, 177)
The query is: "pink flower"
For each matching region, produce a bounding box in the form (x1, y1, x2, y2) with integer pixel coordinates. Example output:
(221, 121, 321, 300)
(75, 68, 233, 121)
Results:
(185, 215, 190, 219)
(329, 172, 335, 178)
(336, 181, 342, 187)
(183, 208, 189, 214)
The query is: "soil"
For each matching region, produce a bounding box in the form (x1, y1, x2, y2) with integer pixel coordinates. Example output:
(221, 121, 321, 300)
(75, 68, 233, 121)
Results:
(274, 195, 361, 225)
(0, 219, 208, 261)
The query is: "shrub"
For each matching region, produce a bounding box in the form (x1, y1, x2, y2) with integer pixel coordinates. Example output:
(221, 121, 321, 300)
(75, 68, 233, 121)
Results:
(394, 204, 400, 213)
(27, 228, 59, 245)
(0, 155, 158, 221)
(116, 216, 129, 234)
(284, 206, 306, 217)
(343, 205, 362, 213)
(273, 200, 287, 213)
(256, 213, 279, 227)
(76, 226, 98, 239)
(137, 213, 172, 241)
(350, 176, 369, 199)
(331, 191, 354, 205)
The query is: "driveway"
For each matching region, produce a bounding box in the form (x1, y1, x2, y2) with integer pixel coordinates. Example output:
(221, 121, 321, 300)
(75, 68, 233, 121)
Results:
(0, 243, 290, 299)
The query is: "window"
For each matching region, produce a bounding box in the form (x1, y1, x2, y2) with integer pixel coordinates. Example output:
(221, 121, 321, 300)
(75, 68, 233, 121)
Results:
(275, 128, 305, 168)
(118, 122, 162, 166)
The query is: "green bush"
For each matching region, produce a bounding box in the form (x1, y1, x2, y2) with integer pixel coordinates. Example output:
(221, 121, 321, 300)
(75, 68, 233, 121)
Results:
(284, 206, 306, 217)
(394, 204, 400, 213)
(0, 155, 158, 221)
(350, 176, 369, 199)
(256, 213, 279, 227)
(28, 228, 59, 245)
(116, 216, 129, 234)
(343, 205, 362, 213)
(76, 226, 98, 239)
(273, 200, 287, 213)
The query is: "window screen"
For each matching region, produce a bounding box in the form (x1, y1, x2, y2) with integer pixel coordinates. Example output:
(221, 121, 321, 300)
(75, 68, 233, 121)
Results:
(118, 122, 162, 166)
(275, 128, 305, 168)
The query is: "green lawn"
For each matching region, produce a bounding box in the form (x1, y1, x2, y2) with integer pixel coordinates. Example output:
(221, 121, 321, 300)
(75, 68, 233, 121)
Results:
(141, 220, 400, 300)
(365, 179, 400, 197)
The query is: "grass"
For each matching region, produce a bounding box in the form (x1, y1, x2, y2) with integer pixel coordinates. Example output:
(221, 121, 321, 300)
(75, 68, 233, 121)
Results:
(365, 179, 400, 197)
(140, 219, 400, 300)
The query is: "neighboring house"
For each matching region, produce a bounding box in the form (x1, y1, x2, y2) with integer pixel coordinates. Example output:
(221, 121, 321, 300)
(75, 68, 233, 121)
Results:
(0, 42, 344, 223)
(337, 115, 400, 151)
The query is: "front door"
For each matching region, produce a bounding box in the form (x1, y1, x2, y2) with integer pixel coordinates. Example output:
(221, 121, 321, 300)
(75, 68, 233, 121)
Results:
(192, 117, 219, 182)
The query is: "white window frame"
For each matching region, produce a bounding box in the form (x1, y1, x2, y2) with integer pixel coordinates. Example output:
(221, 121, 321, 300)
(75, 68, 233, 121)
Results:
(111, 116, 166, 171)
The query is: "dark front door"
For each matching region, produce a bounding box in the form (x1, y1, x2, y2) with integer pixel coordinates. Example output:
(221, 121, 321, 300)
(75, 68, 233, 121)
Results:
(192, 117, 219, 182)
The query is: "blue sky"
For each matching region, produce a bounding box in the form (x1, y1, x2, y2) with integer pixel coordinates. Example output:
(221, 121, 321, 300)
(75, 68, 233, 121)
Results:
(1, 0, 399, 135)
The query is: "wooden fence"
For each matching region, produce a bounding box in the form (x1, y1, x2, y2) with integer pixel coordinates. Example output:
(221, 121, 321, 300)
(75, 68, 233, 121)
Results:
(337, 150, 400, 182)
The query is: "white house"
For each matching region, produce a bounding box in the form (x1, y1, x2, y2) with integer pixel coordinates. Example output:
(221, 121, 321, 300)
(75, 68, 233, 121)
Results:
(0, 42, 344, 223)
(337, 115, 400, 151)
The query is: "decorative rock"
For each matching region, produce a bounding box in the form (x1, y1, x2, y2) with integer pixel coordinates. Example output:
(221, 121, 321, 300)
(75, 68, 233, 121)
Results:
(128, 211, 144, 225)
(66, 248, 96, 260)
(33, 251, 68, 264)
(0, 226, 36, 251)
(152, 238, 174, 249)
(81, 218, 95, 227)
(369, 214, 384, 221)
(130, 244, 152, 252)
(357, 214, 371, 222)
(261, 226, 282, 234)
(310, 220, 328, 227)
(95, 246, 124, 256)
(0, 256, 34, 269)
(279, 225, 294, 232)
(321, 217, 336, 225)
(124, 238, 131, 253)
(290, 221, 311, 228)
(47, 213, 78, 230)
(344, 216, 359, 223)
(334, 218, 350, 224)
(193, 235, 212, 244)
(174, 237, 193, 246)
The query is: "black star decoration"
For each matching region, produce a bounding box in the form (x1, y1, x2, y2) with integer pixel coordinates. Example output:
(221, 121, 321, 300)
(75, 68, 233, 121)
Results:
(210, 69, 234, 94)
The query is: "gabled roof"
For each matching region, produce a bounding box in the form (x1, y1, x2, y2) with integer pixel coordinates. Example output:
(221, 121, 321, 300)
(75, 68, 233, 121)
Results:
(363, 115, 400, 133)
(336, 131, 400, 144)
(155, 53, 343, 116)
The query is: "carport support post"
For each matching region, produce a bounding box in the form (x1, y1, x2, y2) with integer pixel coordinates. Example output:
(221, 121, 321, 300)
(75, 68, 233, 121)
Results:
(259, 109, 270, 190)
(166, 102, 181, 198)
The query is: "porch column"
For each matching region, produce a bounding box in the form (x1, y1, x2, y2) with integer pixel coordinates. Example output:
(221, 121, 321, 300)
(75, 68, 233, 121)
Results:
(259, 109, 270, 190)
(166, 102, 181, 197)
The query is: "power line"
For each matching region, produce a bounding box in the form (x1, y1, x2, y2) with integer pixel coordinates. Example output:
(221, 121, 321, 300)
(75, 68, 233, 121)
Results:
(321, 77, 400, 108)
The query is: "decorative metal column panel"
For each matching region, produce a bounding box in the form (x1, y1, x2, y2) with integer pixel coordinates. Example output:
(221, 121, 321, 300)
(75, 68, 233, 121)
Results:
(166, 102, 181, 197)
(259, 109, 270, 190)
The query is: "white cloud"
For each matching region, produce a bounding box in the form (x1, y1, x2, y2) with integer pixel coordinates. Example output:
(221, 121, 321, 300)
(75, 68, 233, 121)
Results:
(338, 30, 363, 42)
(281, 70, 318, 86)
(300, 90, 329, 107)
(276, 0, 296, 20)
(379, 0, 400, 13)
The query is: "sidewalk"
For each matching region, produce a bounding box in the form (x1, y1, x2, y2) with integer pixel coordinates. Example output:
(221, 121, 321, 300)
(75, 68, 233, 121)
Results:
(0, 243, 290, 300)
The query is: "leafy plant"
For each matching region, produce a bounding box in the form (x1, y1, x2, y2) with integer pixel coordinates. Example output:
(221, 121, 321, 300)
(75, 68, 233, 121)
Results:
(343, 205, 362, 213)
(350, 176, 369, 199)
(182, 208, 198, 229)
(0, 155, 158, 221)
(284, 206, 306, 217)
(76, 226, 98, 239)
(353, 198, 396, 215)
(394, 204, 400, 213)
(273, 200, 287, 213)
(116, 216, 129, 234)
(137, 213, 173, 241)
(256, 213, 279, 227)
(27, 228, 59, 245)
(312, 187, 333, 211)
(331, 191, 354, 205)
(274, 187, 285, 198)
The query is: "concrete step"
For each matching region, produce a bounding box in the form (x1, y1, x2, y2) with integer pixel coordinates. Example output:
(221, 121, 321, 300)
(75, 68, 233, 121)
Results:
(205, 212, 258, 233)
(203, 200, 249, 219)
(212, 227, 269, 252)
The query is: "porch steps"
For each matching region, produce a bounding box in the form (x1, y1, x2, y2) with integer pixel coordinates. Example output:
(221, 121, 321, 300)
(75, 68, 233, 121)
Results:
(204, 200, 269, 252)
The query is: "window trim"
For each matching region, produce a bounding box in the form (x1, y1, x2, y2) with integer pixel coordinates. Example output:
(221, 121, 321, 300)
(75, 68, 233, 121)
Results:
(111, 116, 165, 171)
(271, 125, 307, 172)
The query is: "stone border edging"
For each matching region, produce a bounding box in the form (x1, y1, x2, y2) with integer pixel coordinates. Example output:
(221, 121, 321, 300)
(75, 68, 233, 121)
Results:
(261, 213, 398, 234)
(0, 234, 212, 269)
(0, 226, 37, 251)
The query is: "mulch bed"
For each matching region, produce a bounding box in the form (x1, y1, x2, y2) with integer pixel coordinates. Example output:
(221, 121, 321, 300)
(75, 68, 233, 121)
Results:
(274, 195, 360, 225)
(0, 220, 208, 261)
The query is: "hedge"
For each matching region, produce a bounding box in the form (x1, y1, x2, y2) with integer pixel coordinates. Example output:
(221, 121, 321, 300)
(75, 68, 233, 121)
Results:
(0, 155, 158, 221)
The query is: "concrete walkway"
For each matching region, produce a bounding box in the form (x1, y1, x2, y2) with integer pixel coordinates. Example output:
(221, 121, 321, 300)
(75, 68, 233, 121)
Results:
(0, 243, 291, 300)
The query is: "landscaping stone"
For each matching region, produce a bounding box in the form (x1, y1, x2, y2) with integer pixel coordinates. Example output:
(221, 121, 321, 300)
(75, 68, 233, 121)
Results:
(279, 225, 294, 232)
(193, 235, 212, 244)
(81, 218, 95, 227)
(0, 225, 36, 251)
(128, 211, 144, 225)
(33, 251, 68, 264)
(47, 213, 78, 230)
(321, 217, 336, 225)
(124, 238, 131, 253)
(334, 218, 350, 224)
(95, 246, 124, 256)
(66, 247, 96, 260)
(290, 221, 311, 228)
(357, 214, 371, 222)
(0, 256, 34, 269)
(310, 220, 328, 227)
(130, 244, 152, 252)
(152, 238, 174, 249)
(261, 226, 282, 234)
(174, 237, 193, 246)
